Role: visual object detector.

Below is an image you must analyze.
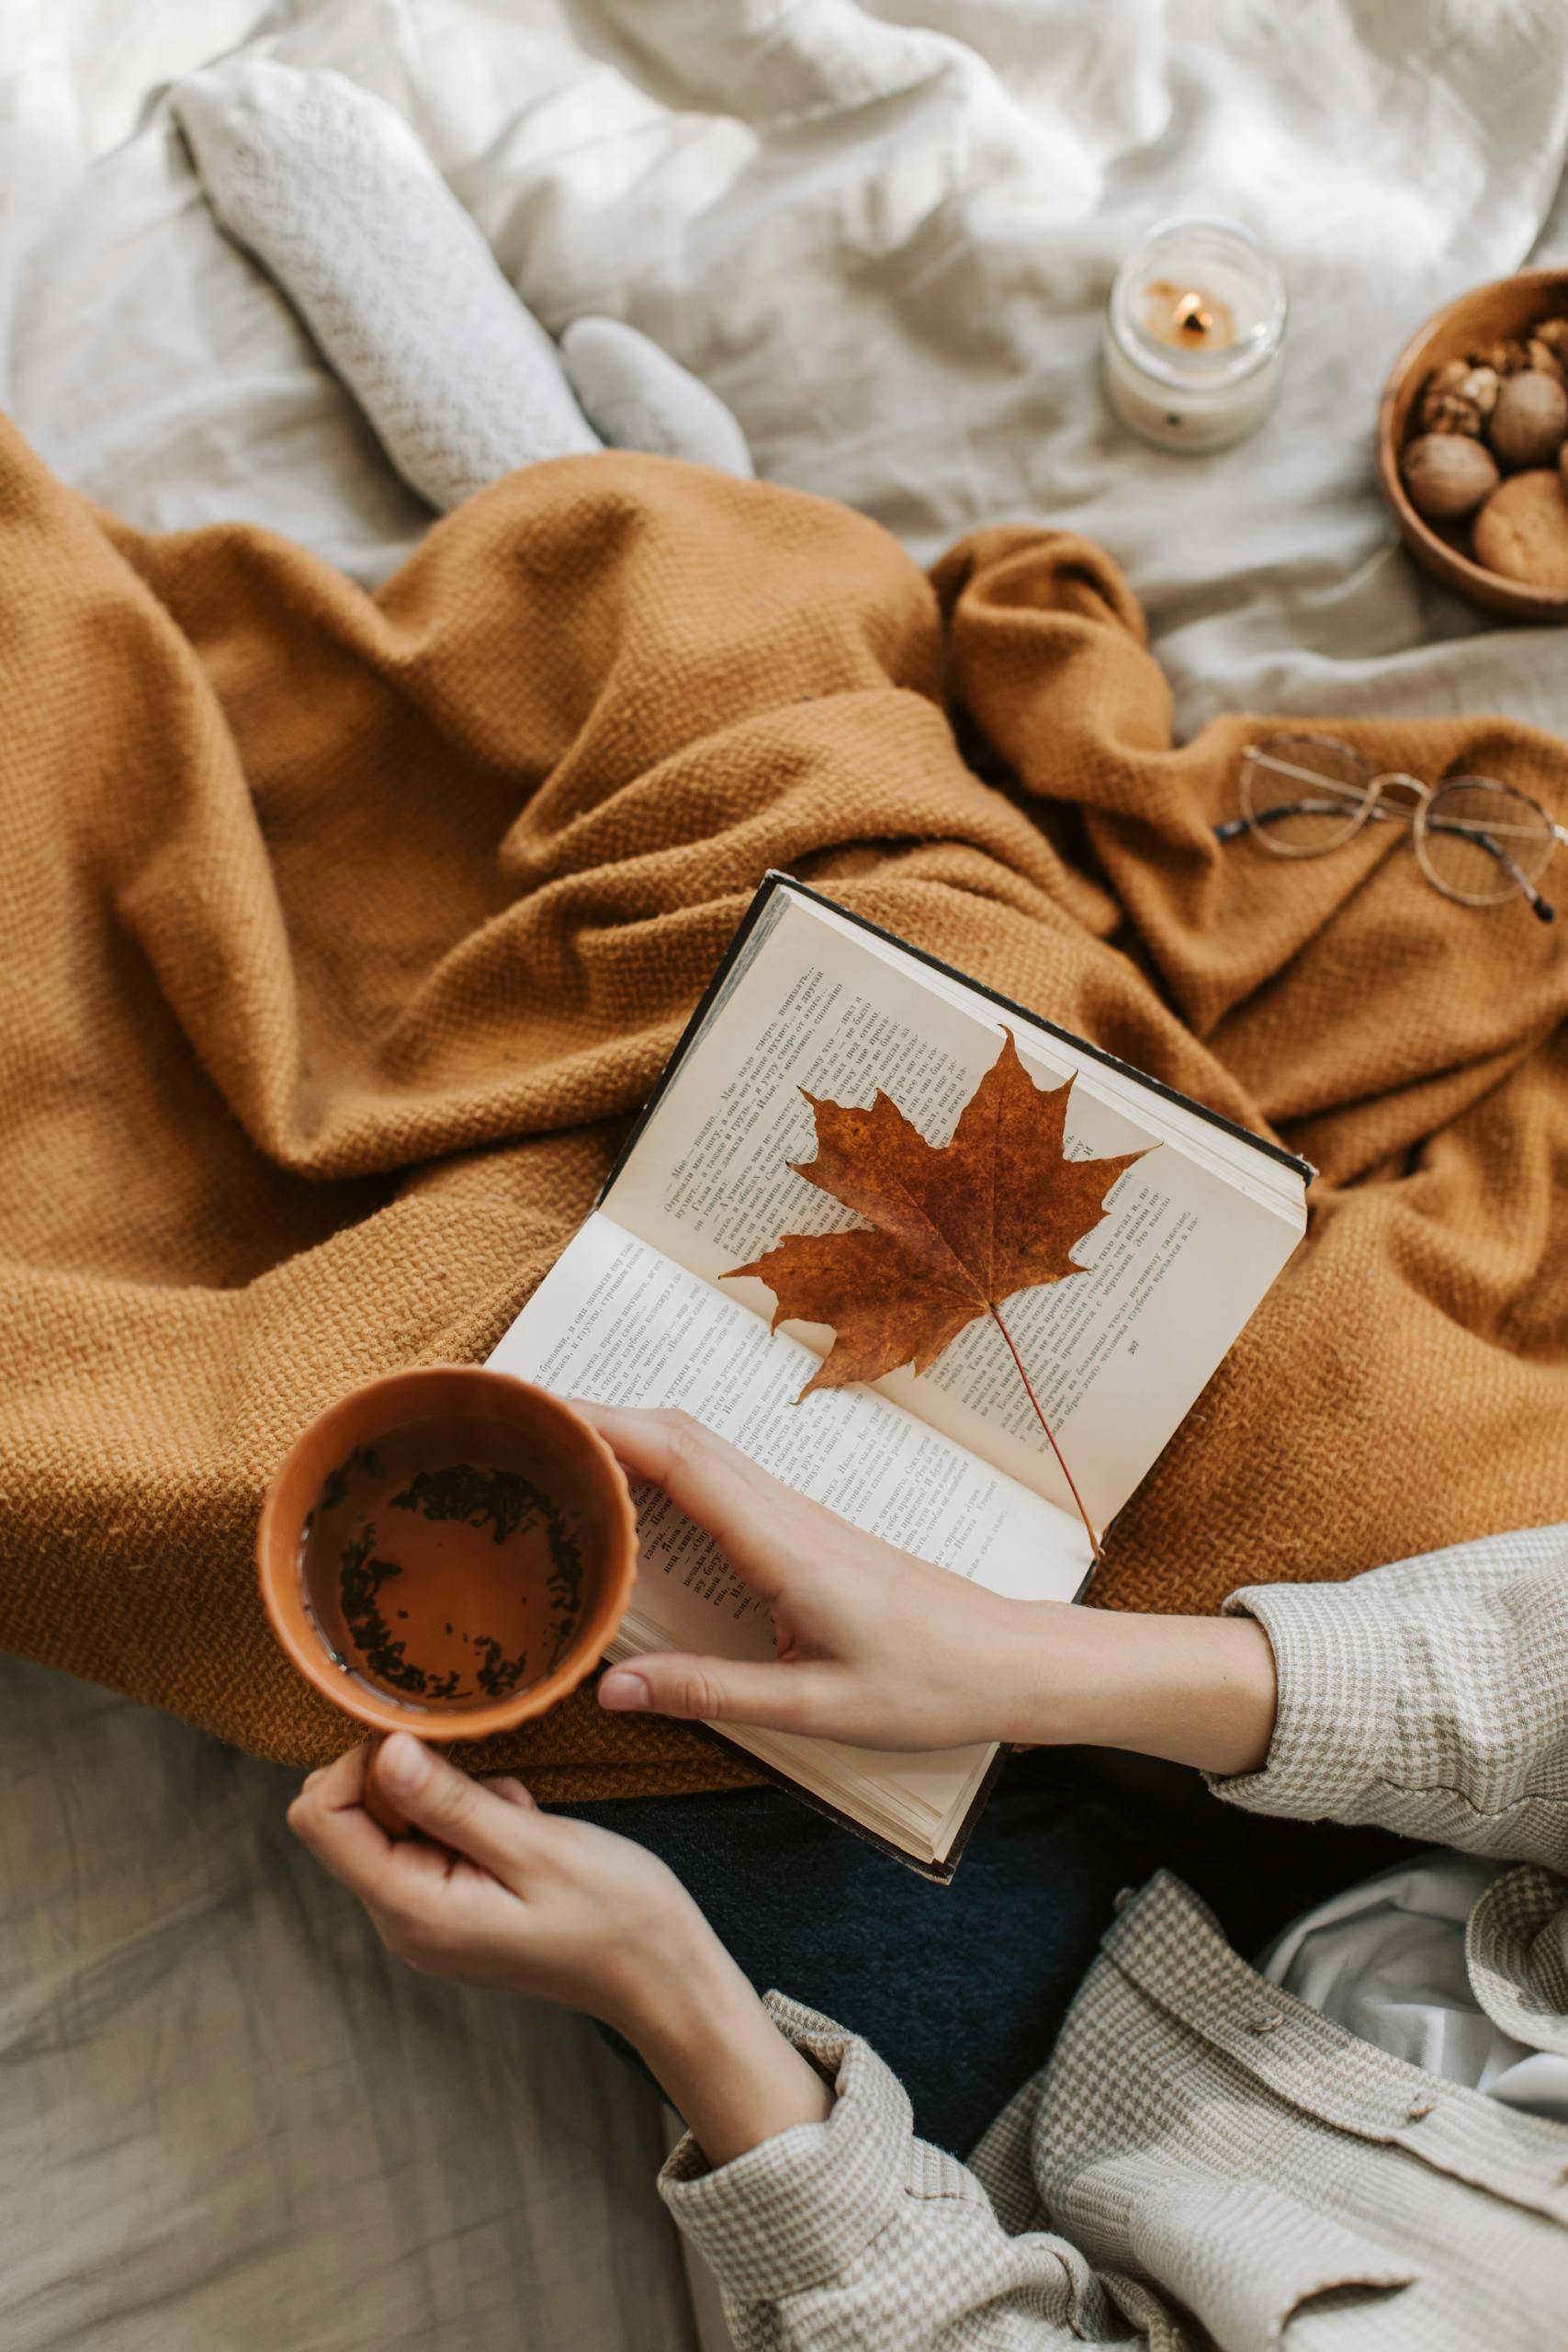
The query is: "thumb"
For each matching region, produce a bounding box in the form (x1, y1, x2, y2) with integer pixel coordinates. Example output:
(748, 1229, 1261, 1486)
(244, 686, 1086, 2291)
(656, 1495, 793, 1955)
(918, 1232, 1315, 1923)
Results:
(599, 1654, 825, 1734)
(376, 1735, 537, 1876)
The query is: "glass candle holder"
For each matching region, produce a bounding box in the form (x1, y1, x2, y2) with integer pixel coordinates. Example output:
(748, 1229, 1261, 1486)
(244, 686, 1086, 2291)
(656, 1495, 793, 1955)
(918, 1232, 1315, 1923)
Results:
(1104, 217, 1286, 454)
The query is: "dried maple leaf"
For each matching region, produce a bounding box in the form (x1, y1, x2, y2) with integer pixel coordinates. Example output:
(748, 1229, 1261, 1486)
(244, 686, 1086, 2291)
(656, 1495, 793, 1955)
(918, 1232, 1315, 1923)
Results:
(723, 1030, 1152, 1554)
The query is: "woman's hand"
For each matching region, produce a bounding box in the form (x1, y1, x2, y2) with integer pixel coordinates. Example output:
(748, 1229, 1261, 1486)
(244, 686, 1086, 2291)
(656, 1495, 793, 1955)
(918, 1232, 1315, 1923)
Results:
(287, 1736, 713, 2026)
(582, 1401, 1279, 1776)
(288, 1736, 831, 2165)
(582, 1400, 1057, 1750)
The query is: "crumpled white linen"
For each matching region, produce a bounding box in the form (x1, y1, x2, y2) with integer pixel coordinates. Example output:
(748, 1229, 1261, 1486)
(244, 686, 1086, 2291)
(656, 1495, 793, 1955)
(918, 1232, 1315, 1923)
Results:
(8, 0, 1568, 729)
(1262, 1851, 1568, 2125)
(6, 7, 1568, 2351)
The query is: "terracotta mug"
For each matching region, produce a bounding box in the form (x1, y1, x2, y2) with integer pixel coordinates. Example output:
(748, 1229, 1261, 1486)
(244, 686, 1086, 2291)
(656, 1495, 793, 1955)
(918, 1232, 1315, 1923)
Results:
(258, 1366, 637, 1834)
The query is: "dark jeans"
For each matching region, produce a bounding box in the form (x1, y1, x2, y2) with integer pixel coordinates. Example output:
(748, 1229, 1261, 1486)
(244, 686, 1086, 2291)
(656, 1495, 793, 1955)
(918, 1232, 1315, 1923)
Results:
(562, 1746, 1415, 2155)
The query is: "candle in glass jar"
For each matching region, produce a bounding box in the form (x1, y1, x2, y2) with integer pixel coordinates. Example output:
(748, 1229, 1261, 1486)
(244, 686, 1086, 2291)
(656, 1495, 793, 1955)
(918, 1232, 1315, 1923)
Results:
(1104, 218, 1286, 453)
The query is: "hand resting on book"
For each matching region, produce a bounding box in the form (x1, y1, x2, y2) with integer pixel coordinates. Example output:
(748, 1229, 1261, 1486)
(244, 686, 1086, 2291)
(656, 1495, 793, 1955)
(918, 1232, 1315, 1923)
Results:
(586, 1402, 1279, 1778)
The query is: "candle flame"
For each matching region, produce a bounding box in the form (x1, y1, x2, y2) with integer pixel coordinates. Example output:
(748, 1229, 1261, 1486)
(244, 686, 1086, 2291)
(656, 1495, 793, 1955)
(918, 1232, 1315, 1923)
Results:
(1142, 277, 1236, 353)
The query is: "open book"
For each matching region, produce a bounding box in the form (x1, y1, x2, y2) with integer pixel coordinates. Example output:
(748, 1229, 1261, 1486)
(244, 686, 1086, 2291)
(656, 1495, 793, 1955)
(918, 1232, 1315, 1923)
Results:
(489, 876, 1310, 1875)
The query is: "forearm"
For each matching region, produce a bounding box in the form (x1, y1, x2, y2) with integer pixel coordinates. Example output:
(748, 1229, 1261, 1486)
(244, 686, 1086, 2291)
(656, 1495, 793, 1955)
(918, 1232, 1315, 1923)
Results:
(1003, 1601, 1279, 1777)
(626, 1941, 832, 2168)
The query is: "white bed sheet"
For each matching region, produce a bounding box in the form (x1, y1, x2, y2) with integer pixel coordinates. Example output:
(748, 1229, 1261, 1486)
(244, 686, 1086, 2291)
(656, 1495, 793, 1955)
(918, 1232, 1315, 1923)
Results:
(5, 5, 1568, 2346)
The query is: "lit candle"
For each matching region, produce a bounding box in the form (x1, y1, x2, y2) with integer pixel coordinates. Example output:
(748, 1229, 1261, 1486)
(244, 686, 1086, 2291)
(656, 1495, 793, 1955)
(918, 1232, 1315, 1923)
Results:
(1104, 217, 1286, 453)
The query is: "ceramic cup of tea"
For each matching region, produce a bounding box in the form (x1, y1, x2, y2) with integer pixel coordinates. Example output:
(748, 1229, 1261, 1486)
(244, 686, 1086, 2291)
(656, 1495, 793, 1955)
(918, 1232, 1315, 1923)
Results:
(257, 1366, 637, 1831)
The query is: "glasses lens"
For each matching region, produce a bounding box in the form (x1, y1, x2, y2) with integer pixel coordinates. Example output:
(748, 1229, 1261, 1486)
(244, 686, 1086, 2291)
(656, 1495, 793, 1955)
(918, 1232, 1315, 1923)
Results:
(1422, 780, 1554, 906)
(1240, 737, 1373, 856)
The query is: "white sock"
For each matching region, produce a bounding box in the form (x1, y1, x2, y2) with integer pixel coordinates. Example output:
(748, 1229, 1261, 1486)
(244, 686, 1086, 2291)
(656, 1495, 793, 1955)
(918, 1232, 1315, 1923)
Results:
(561, 317, 752, 479)
(172, 61, 601, 514)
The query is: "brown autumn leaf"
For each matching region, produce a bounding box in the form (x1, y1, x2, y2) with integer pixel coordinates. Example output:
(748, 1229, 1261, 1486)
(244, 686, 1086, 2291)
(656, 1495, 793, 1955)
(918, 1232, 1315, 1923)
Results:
(723, 1030, 1151, 1399)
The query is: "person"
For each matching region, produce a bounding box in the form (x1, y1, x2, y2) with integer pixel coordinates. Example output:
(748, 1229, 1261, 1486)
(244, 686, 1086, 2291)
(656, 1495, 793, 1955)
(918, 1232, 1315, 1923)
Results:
(289, 1403, 1568, 2348)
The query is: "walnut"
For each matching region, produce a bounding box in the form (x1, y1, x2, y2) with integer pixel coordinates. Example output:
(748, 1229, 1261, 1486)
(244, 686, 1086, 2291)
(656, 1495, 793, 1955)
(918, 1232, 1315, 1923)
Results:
(1459, 364, 1500, 417)
(1488, 368, 1568, 468)
(1534, 317, 1568, 367)
(1416, 360, 1498, 435)
(1417, 388, 1484, 437)
(1526, 336, 1567, 385)
(1469, 337, 1531, 378)
(1401, 432, 1499, 520)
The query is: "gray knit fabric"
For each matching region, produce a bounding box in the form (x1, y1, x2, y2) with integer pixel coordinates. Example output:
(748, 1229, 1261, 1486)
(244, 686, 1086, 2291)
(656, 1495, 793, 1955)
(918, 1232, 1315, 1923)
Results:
(560, 317, 754, 477)
(661, 1527, 1568, 2349)
(172, 62, 754, 513)
(173, 61, 601, 511)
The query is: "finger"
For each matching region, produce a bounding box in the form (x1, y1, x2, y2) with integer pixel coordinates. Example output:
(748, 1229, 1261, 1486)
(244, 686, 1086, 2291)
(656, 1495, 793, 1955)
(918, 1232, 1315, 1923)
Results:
(570, 1403, 803, 1594)
(375, 1735, 540, 1877)
(288, 1747, 406, 1905)
(573, 1399, 781, 1505)
(295, 1740, 370, 1814)
(479, 1775, 537, 1811)
(599, 1650, 831, 1733)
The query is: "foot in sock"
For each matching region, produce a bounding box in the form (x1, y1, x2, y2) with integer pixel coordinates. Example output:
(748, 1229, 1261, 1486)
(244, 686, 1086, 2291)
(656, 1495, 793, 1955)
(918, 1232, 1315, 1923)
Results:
(562, 317, 752, 479)
(172, 61, 752, 511)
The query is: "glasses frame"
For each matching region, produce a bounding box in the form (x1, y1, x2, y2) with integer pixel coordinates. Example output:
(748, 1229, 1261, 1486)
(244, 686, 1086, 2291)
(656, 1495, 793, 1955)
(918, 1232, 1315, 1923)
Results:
(1216, 731, 1568, 924)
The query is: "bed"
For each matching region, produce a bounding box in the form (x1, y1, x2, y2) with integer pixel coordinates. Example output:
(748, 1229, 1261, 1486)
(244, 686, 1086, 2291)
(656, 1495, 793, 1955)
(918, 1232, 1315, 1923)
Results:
(4, 5, 1567, 2346)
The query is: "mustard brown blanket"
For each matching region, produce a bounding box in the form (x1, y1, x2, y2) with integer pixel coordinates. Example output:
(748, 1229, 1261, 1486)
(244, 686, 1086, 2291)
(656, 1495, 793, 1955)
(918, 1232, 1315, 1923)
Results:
(3, 421, 1565, 1796)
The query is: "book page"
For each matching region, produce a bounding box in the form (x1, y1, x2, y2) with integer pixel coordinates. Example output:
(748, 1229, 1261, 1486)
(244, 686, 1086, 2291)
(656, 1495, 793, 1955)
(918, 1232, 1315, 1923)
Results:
(603, 888, 1302, 1529)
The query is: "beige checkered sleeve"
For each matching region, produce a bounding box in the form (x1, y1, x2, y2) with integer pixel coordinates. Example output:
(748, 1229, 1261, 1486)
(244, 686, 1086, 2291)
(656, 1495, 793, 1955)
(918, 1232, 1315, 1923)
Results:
(1213, 1524, 1568, 1868)
(658, 1994, 1127, 2350)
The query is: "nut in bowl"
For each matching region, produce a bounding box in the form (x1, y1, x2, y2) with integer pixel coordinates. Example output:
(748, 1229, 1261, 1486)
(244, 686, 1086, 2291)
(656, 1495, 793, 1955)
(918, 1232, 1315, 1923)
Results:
(257, 1368, 638, 1824)
(1378, 268, 1568, 621)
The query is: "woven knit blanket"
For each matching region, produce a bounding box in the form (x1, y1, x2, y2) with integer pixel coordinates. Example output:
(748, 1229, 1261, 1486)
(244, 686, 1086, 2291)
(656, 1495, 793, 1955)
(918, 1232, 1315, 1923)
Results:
(4, 422, 1565, 1796)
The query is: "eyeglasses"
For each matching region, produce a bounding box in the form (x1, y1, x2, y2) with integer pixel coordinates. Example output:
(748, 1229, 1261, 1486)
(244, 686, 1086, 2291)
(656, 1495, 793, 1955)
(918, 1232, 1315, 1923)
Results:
(1215, 732, 1568, 923)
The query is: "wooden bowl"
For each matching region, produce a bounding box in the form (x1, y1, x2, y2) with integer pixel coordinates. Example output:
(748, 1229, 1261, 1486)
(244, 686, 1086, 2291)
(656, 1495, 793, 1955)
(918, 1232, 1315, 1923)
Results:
(1377, 267, 1568, 623)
